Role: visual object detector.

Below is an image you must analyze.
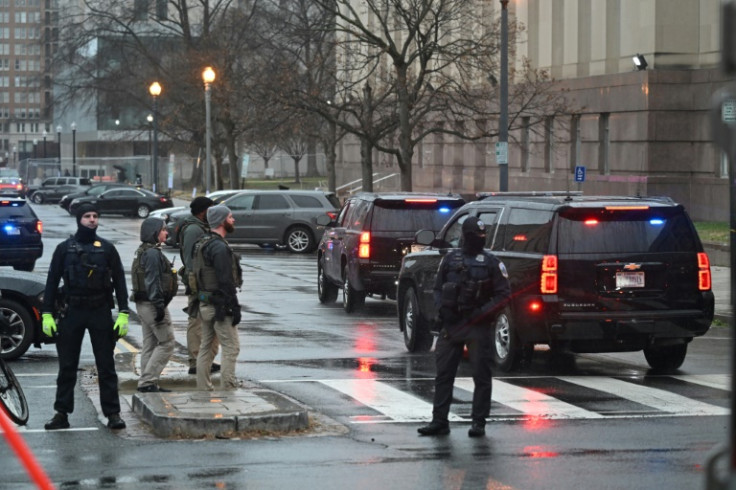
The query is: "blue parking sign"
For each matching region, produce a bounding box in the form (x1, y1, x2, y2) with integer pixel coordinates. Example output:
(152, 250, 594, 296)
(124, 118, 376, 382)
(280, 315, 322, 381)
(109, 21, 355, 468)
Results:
(575, 166, 586, 182)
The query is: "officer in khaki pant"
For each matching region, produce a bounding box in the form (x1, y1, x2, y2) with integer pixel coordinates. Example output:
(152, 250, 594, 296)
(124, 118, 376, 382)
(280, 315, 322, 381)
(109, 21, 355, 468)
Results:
(192, 205, 243, 390)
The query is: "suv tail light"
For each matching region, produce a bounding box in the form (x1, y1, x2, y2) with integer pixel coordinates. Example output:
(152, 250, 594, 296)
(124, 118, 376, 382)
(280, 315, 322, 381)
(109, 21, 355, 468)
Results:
(358, 232, 370, 258)
(36, 220, 42, 234)
(541, 255, 558, 294)
(697, 252, 711, 291)
(326, 211, 337, 220)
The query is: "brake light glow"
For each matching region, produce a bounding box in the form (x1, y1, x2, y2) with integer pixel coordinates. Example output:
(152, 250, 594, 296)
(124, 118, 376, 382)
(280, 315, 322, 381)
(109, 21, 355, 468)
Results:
(513, 234, 527, 241)
(528, 301, 542, 312)
(604, 205, 649, 210)
(541, 255, 558, 294)
(327, 211, 337, 220)
(15, 184, 22, 190)
(584, 219, 598, 226)
(404, 198, 437, 203)
(697, 252, 711, 291)
(358, 232, 370, 258)
(36, 220, 42, 234)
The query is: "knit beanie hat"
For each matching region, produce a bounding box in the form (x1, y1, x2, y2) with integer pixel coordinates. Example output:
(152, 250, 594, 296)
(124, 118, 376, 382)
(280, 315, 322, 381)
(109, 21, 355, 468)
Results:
(190, 196, 214, 216)
(75, 203, 99, 226)
(207, 205, 231, 229)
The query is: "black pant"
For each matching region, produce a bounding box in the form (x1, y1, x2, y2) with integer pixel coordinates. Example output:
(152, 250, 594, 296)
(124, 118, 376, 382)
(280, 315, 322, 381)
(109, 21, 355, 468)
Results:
(53, 306, 120, 417)
(431, 327, 493, 425)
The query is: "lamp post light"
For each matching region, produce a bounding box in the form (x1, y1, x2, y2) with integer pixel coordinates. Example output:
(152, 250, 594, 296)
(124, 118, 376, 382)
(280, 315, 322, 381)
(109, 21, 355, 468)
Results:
(498, 0, 509, 192)
(202, 66, 215, 194)
(71, 122, 77, 176)
(147, 114, 153, 186)
(149, 81, 162, 192)
(56, 125, 62, 174)
(42, 130, 47, 158)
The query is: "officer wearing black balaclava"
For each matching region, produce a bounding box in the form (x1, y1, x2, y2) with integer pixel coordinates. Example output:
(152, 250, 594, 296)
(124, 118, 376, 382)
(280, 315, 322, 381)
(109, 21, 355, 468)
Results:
(418, 216, 511, 438)
(41, 203, 130, 431)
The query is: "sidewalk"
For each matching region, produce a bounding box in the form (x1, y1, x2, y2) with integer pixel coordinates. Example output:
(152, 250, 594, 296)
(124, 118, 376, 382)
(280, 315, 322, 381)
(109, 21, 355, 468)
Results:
(713, 266, 732, 323)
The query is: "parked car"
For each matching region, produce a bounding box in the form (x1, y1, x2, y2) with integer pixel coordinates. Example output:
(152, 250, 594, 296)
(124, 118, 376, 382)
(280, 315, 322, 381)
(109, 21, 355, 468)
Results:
(161, 190, 245, 246)
(0, 270, 51, 360)
(0, 198, 43, 272)
(317, 192, 466, 312)
(0, 168, 27, 198)
(27, 176, 91, 201)
(31, 184, 89, 204)
(396, 192, 715, 372)
(69, 187, 173, 218)
(59, 183, 133, 212)
(218, 190, 341, 253)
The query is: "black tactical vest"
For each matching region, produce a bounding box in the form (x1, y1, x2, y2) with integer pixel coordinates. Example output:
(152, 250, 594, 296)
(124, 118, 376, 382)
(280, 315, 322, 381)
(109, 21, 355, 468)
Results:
(191, 233, 243, 293)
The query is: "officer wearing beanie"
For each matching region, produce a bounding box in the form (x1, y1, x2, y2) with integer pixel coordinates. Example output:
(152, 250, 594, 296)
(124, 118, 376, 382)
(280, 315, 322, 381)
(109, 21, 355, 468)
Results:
(193, 205, 243, 390)
(418, 216, 511, 438)
(178, 196, 220, 375)
(42, 203, 130, 431)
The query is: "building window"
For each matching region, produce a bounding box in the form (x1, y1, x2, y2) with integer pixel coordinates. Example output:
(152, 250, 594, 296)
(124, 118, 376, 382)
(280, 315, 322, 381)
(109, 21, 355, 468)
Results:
(544, 116, 554, 173)
(720, 152, 729, 179)
(521, 116, 530, 173)
(134, 0, 149, 21)
(570, 114, 580, 173)
(598, 113, 610, 175)
(156, 0, 167, 20)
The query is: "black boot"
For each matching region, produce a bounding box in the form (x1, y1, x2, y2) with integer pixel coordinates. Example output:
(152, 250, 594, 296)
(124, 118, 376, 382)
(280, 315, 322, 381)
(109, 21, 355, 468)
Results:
(417, 420, 450, 436)
(44, 412, 70, 430)
(107, 413, 126, 430)
(468, 422, 486, 437)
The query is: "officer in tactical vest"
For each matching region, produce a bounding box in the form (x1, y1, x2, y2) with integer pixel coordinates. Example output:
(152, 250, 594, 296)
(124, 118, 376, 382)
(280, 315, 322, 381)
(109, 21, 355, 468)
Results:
(131, 217, 178, 393)
(42, 203, 130, 431)
(179, 196, 220, 375)
(193, 205, 243, 390)
(418, 216, 511, 438)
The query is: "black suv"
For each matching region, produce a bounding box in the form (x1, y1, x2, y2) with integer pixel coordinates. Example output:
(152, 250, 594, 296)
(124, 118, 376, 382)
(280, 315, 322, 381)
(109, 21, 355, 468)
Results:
(0, 198, 43, 272)
(397, 193, 714, 372)
(317, 192, 465, 312)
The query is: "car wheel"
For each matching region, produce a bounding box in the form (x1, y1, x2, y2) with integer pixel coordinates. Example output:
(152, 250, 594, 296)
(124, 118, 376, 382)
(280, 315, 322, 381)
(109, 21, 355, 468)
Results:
(643, 343, 688, 372)
(285, 226, 314, 253)
(342, 265, 365, 313)
(12, 262, 34, 272)
(31, 193, 44, 204)
(137, 204, 151, 218)
(401, 286, 433, 352)
(317, 259, 338, 303)
(0, 298, 34, 360)
(492, 308, 521, 372)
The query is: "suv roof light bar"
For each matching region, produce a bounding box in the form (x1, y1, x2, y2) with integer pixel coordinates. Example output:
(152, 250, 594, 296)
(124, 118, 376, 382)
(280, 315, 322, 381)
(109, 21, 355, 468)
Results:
(477, 191, 583, 198)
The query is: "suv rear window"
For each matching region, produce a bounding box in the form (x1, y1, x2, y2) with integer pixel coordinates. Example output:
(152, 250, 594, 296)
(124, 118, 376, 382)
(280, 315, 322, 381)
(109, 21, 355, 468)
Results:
(557, 207, 698, 254)
(291, 195, 324, 208)
(0, 199, 34, 218)
(370, 199, 462, 232)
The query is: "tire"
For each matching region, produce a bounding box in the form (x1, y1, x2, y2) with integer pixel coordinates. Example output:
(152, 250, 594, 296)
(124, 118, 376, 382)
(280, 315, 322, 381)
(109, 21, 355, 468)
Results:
(137, 204, 151, 218)
(31, 193, 44, 204)
(285, 226, 314, 253)
(0, 359, 29, 425)
(492, 308, 521, 372)
(13, 262, 34, 272)
(643, 343, 688, 372)
(0, 298, 35, 361)
(318, 259, 338, 303)
(342, 265, 365, 313)
(401, 286, 433, 352)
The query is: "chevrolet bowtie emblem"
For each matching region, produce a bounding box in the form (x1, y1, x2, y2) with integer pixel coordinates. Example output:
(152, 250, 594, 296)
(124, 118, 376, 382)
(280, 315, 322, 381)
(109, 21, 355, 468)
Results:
(623, 263, 641, 270)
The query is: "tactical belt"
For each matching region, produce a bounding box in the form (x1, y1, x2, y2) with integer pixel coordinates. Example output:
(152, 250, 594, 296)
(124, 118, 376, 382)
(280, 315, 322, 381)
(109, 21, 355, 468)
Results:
(68, 293, 107, 309)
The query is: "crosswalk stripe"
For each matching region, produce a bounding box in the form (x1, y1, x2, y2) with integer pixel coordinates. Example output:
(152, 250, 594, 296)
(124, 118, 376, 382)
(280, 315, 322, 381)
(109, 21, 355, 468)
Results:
(318, 378, 463, 422)
(455, 378, 604, 419)
(671, 374, 731, 391)
(557, 376, 729, 416)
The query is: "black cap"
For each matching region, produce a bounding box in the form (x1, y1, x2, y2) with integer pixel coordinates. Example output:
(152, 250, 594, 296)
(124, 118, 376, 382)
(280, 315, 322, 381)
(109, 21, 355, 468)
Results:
(462, 216, 486, 235)
(190, 196, 214, 216)
(75, 203, 99, 225)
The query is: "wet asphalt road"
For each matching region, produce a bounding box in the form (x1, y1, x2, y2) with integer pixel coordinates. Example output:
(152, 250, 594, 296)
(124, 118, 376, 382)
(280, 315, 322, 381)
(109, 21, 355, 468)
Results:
(1, 202, 731, 489)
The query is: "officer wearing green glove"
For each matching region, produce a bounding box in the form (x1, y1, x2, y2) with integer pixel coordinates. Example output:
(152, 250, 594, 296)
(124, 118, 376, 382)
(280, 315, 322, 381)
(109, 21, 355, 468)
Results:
(42, 203, 130, 431)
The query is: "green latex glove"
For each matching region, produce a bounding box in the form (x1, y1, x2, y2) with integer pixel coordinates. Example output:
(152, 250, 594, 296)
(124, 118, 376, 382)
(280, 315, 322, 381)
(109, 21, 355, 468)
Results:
(113, 312, 129, 338)
(42, 313, 57, 337)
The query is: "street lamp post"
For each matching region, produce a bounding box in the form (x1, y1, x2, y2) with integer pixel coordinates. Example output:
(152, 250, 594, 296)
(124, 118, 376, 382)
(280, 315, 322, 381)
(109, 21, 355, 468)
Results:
(202, 66, 216, 194)
(56, 125, 62, 174)
(149, 82, 162, 192)
(499, 0, 509, 192)
(71, 122, 77, 176)
(147, 114, 153, 186)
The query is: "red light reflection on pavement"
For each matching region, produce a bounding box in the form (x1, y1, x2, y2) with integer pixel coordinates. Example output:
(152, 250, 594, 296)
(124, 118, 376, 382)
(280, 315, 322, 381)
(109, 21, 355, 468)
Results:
(523, 445, 560, 459)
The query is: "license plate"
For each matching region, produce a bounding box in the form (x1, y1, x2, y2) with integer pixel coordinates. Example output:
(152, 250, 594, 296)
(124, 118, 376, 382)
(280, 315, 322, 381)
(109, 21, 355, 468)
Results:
(615, 271, 645, 288)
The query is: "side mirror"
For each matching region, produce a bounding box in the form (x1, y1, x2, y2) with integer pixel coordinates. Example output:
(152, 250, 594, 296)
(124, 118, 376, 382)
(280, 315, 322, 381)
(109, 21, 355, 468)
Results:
(415, 229, 436, 246)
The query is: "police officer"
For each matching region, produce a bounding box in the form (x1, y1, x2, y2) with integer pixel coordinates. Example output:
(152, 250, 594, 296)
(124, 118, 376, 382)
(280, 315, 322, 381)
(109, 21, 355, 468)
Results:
(179, 196, 220, 375)
(193, 205, 243, 390)
(418, 216, 511, 437)
(42, 203, 130, 430)
(131, 217, 177, 392)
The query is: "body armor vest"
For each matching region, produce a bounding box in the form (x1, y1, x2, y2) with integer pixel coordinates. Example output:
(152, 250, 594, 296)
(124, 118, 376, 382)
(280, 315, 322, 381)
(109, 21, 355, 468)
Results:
(191, 233, 242, 293)
(440, 251, 494, 315)
(131, 242, 178, 299)
(63, 238, 113, 308)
